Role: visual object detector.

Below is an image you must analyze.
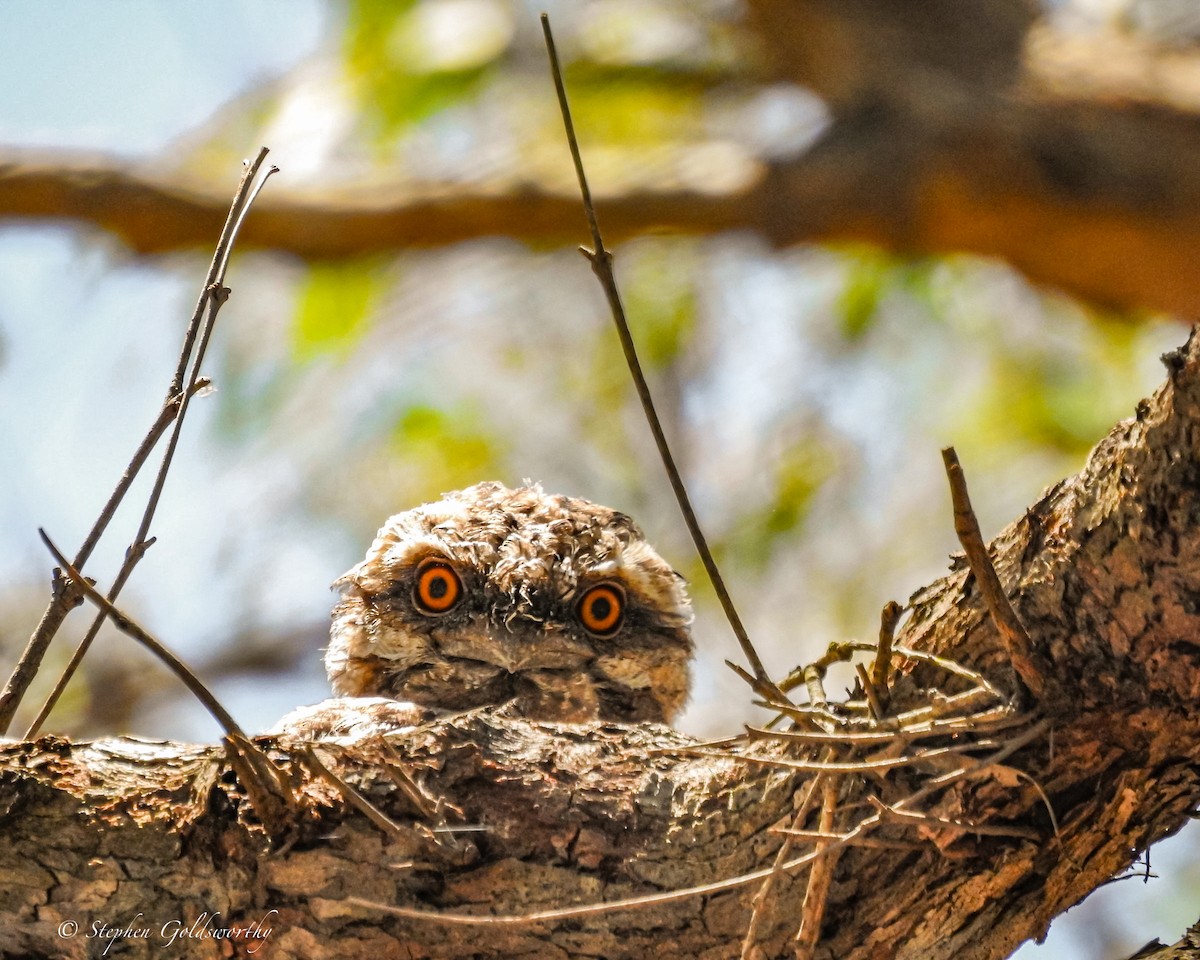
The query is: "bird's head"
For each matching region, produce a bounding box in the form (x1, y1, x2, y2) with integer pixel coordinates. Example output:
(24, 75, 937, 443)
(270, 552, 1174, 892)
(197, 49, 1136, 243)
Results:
(326, 481, 693, 724)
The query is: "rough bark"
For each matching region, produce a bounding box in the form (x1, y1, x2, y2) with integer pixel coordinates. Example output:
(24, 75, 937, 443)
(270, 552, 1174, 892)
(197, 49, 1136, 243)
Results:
(5, 319, 1200, 958)
(6, 8, 1200, 313)
(1126, 925, 1200, 960)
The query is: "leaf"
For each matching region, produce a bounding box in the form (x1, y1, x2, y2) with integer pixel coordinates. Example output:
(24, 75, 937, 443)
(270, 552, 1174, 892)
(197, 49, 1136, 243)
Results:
(343, 0, 507, 139)
(292, 261, 383, 362)
(390, 403, 504, 493)
(622, 240, 697, 369)
(715, 435, 835, 572)
(562, 65, 705, 145)
(835, 248, 892, 341)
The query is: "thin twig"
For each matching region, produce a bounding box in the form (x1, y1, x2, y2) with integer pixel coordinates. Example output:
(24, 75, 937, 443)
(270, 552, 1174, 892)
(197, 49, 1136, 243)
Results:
(303, 745, 409, 842)
(27, 525, 286, 831)
(742, 765, 829, 959)
(767, 830, 925, 851)
(794, 776, 841, 958)
(744, 708, 1027, 746)
(539, 14, 784, 703)
(691, 741, 1002, 774)
(867, 795, 1041, 841)
(654, 732, 750, 754)
(224, 732, 297, 838)
(854, 662, 884, 720)
(345, 838, 844, 928)
(894, 718, 1050, 809)
(780, 642, 855, 696)
(942, 447, 1048, 698)
(803, 662, 830, 708)
(752, 701, 857, 732)
(30, 290, 225, 734)
(24, 150, 274, 737)
(0, 377, 211, 734)
(373, 737, 443, 821)
(727, 659, 789, 707)
(871, 600, 902, 703)
(1003, 766, 1062, 844)
(212, 162, 279, 285)
(169, 150, 273, 398)
(763, 685, 1008, 736)
(848, 641, 1008, 702)
(37, 530, 247, 740)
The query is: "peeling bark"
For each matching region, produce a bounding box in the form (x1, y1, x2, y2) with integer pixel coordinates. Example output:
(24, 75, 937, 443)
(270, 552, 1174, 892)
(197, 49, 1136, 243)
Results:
(6, 329, 1200, 957)
(1126, 925, 1200, 960)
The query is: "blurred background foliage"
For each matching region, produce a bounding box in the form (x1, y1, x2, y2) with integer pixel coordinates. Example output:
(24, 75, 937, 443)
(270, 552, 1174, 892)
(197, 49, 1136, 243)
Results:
(0, 3, 1193, 954)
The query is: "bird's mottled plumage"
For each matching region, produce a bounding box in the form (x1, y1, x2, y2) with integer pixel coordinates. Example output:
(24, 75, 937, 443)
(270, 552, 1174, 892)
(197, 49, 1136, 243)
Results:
(322, 482, 693, 724)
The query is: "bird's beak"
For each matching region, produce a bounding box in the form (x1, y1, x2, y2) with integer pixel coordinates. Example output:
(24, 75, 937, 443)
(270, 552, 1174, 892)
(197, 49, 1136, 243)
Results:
(438, 624, 592, 672)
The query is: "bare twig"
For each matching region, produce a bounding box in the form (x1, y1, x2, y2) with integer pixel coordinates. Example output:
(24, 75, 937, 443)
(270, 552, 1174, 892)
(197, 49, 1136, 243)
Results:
(894, 719, 1050, 807)
(37, 530, 300, 833)
(22, 150, 275, 737)
(169, 150, 275, 398)
(539, 14, 785, 704)
(942, 447, 1049, 698)
(766, 830, 925, 851)
(744, 763, 830, 955)
(373, 737, 444, 821)
(36, 530, 247, 739)
(727, 659, 788, 707)
(742, 765, 829, 959)
(867, 795, 1041, 841)
(344, 839, 845, 928)
(803, 662, 830, 708)
(693, 741, 1003, 774)
(224, 732, 297, 838)
(780, 641, 855, 700)
(302, 745, 409, 843)
(745, 708, 1027, 745)
(794, 777, 841, 958)
(871, 599, 902, 703)
(0, 377, 210, 733)
(1003, 766, 1062, 844)
(849, 641, 1007, 701)
(854, 662, 884, 720)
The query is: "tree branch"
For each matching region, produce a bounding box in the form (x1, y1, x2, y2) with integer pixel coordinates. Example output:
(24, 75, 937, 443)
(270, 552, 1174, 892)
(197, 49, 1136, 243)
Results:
(5, 13, 1200, 313)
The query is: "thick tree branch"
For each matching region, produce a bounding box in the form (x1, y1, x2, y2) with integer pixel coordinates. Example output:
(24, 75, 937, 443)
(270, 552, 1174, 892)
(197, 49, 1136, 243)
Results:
(6, 12, 1200, 314)
(5, 325, 1200, 956)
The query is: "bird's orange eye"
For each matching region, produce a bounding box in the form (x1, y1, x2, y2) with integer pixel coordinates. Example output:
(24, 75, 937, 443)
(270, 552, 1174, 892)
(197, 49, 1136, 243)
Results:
(413, 559, 462, 615)
(577, 583, 625, 637)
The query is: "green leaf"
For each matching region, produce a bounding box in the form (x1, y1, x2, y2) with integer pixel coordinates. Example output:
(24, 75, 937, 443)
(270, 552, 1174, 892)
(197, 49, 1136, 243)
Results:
(623, 241, 697, 369)
(292, 261, 383, 362)
(344, 0, 505, 138)
(562, 65, 703, 145)
(716, 436, 835, 572)
(391, 403, 504, 493)
(836, 249, 892, 340)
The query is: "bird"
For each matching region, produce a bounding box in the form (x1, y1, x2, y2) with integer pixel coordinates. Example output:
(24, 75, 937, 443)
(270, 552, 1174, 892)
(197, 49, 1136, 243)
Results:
(288, 482, 694, 733)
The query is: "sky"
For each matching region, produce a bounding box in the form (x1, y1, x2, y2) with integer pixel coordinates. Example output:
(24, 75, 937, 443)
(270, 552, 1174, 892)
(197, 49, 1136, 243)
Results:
(0, 2, 333, 729)
(0, 1, 325, 154)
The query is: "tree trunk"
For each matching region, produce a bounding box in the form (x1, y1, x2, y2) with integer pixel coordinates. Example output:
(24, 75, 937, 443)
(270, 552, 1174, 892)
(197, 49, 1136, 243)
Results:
(5, 328, 1200, 958)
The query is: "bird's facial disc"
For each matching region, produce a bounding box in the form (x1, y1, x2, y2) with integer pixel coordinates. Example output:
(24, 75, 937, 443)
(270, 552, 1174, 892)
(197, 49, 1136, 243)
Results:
(326, 482, 694, 723)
